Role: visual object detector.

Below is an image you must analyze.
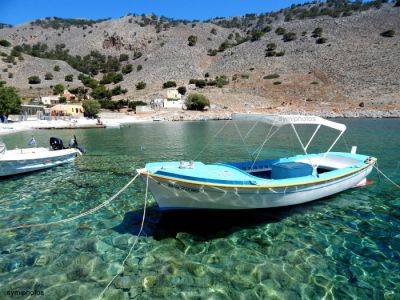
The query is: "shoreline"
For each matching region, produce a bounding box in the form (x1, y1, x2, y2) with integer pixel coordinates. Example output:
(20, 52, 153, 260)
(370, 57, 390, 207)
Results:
(0, 109, 399, 136)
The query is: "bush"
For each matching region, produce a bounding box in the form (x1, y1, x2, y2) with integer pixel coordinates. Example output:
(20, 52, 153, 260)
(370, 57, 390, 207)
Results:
(121, 64, 133, 74)
(82, 100, 101, 118)
(275, 27, 286, 35)
(91, 85, 112, 100)
(207, 49, 218, 56)
(28, 75, 41, 84)
(263, 74, 280, 79)
(136, 81, 146, 90)
(316, 37, 327, 44)
(266, 43, 277, 51)
(119, 54, 129, 62)
(100, 72, 123, 84)
(59, 96, 67, 104)
(78, 73, 98, 89)
(185, 93, 210, 111)
(177, 86, 187, 95)
(45, 72, 54, 80)
(312, 27, 323, 38)
(283, 32, 297, 42)
(53, 65, 60, 72)
(128, 100, 147, 110)
(8, 73, 13, 78)
(273, 81, 282, 85)
(380, 30, 395, 37)
(111, 85, 127, 96)
(188, 35, 198, 46)
(250, 30, 264, 41)
(275, 51, 285, 56)
(0, 86, 21, 116)
(0, 40, 11, 47)
(53, 84, 64, 95)
(65, 74, 74, 82)
(137, 65, 142, 72)
(210, 28, 217, 35)
(195, 79, 206, 88)
(163, 81, 177, 88)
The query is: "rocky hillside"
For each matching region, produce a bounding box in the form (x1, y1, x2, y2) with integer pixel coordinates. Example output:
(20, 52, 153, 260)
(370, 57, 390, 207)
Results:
(0, 1, 399, 113)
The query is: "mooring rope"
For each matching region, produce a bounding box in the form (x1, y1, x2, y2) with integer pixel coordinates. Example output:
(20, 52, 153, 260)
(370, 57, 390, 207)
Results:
(98, 172, 150, 299)
(0, 173, 141, 232)
(374, 165, 400, 189)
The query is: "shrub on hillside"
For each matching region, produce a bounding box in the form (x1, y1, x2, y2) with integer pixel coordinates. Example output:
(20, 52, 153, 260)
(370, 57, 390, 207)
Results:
(163, 81, 177, 88)
(312, 27, 323, 38)
(136, 81, 146, 90)
(121, 64, 133, 74)
(185, 93, 210, 111)
(137, 65, 143, 72)
(119, 54, 129, 62)
(207, 49, 218, 56)
(316, 37, 327, 44)
(283, 32, 297, 42)
(188, 35, 198, 46)
(45, 72, 53, 80)
(65, 74, 74, 82)
(28, 76, 41, 84)
(90, 85, 112, 100)
(0, 40, 11, 47)
(128, 100, 147, 110)
(275, 27, 286, 35)
(0, 86, 21, 116)
(53, 65, 60, 72)
(263, 74, 280, 79)
(53, 84, 64, 95)
(380, 30, 395, 37)
(178, 86, 187, 95)
(100, 72, 123, 84)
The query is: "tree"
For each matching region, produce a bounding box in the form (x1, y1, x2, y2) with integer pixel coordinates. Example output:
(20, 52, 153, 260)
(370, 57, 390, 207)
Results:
(137, 65, 142, 72)
(59, 96, 67, 104)
(0, 86, 21, 117)
(185, 93, 210, 111)
(65, 74, 74, 82)
(275, 27, 286, 35)
(0, 40, 11, 47)
(53, 65, 60, 72)
(163, 81, 177, 88)
(177, 86, 187, 95)
(136, 81, 146, 90)
(100, 72, 123, 84)
(53, 84, 64, 95)
(121, 64, 133, 74)
(45, 72, 54, 80)
(82, 100, 100, 118)
(188, 35, 198, 46)
(28, 76, 41, 84)
(119, 54, 129, 62)
(312, 27, 323, 38)
(210, 28, 217, 35)
(91, 85, 112, 100)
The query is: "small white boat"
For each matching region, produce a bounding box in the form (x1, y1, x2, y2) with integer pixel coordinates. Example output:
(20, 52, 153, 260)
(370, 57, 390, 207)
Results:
(138, 114, 377, 210)
(0, 137, 82, 177)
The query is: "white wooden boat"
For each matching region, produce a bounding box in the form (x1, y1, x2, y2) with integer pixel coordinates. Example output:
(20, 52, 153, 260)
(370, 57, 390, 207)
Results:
(137, 114, 376, 210)
(0, 137, 82, 177)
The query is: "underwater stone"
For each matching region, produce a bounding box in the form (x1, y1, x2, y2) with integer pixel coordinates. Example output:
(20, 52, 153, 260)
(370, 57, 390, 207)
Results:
(66, 265, 89, 281)
(185, 262, 207, 277)
(143, 275, 157, 290)
(114, 276, 134, 289)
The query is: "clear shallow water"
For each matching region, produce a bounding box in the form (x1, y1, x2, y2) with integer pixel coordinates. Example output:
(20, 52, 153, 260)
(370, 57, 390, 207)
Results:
(0, 119, 399, 299)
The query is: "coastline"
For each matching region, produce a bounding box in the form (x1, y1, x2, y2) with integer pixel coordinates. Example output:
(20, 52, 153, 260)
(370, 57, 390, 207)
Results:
(0, 109, 398, 137)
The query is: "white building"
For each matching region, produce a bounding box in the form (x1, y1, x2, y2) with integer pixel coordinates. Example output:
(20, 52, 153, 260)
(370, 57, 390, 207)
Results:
(40, 95, 60, 105)
(163, 99, 184, 109)
(166, 89, 182, 100)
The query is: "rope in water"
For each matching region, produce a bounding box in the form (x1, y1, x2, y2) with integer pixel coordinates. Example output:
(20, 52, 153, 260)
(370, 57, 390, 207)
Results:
(374, 165, 400, 189)
(0, 172, 141, 232)
(98, 172, 150, 299)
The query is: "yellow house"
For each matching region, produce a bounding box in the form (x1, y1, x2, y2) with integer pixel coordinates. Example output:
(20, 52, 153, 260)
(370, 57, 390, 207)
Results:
(166, 89, 182, 100)
(50, 104, 84, 117)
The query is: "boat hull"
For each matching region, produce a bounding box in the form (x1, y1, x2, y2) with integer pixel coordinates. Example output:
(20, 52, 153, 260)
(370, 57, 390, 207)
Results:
(0, 148, 79, 177)
(141, 164, 373, 210)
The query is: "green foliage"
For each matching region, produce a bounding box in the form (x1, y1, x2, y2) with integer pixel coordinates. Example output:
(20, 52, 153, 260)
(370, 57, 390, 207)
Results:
(250, 30, 264, 41)
(177, 86, 187, 95)
(263, 74, 280, 79)
(210, 28, 217, 35)
(188, 35, 198, 46)
(100, 72, 123, 84)
(380, 30, 395, 37)
(266, 43, 277, 51)
(45, 72, 53, 80)
(119, 54, 129, 62)
(163, 81, 177, 88)
(91, 85, 112, 100)
(53, 84, 64, 95)
(68, 86, 88, 99)
(78, 74, 98, 89)
(0, 86, 21, 116)
(28, 75, 41, 84)
(207, 49, 218, 56)
(275, 27, 286, 35)
(283, 32, 297, 42)
(8, 73, 13, 79)
(194, 79, 206, 88)
(218, 40, 233, 52)
(82, 100, 101, 118)
(59, 96, 67, 104)
(30, 17, 108, 29)
(316, 37, 328, 44)
(54, 65, 60, 72)
(312, 27, 323, 38)
(0, 40, 11, 47)
(137, 65, 143, 72)
(206, 75, 229, 88)
(185, 93, 210, 111)
(65, 74, 74, 82)
(136, 81, 146, 90)
(111, 85, 128, 96)
(128, 100, 147, 110)
(121, 64, 133, 74)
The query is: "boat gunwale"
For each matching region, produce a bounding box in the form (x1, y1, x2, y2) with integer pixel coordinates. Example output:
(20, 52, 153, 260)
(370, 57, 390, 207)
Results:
(137, 161, 374, 189)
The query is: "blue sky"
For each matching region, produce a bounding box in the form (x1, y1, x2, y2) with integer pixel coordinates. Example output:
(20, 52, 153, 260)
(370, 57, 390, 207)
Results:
(0, 0, 308, 26)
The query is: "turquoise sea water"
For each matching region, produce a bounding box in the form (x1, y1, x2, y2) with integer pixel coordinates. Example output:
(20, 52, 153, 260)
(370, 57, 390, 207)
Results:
(0, 119, 399, 299)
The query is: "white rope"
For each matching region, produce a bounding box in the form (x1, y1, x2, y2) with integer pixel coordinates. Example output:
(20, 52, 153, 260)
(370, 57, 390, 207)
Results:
(98, 172, 150, 299)
(1, 173, 140, 232)
(374, 165, 400, 189)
